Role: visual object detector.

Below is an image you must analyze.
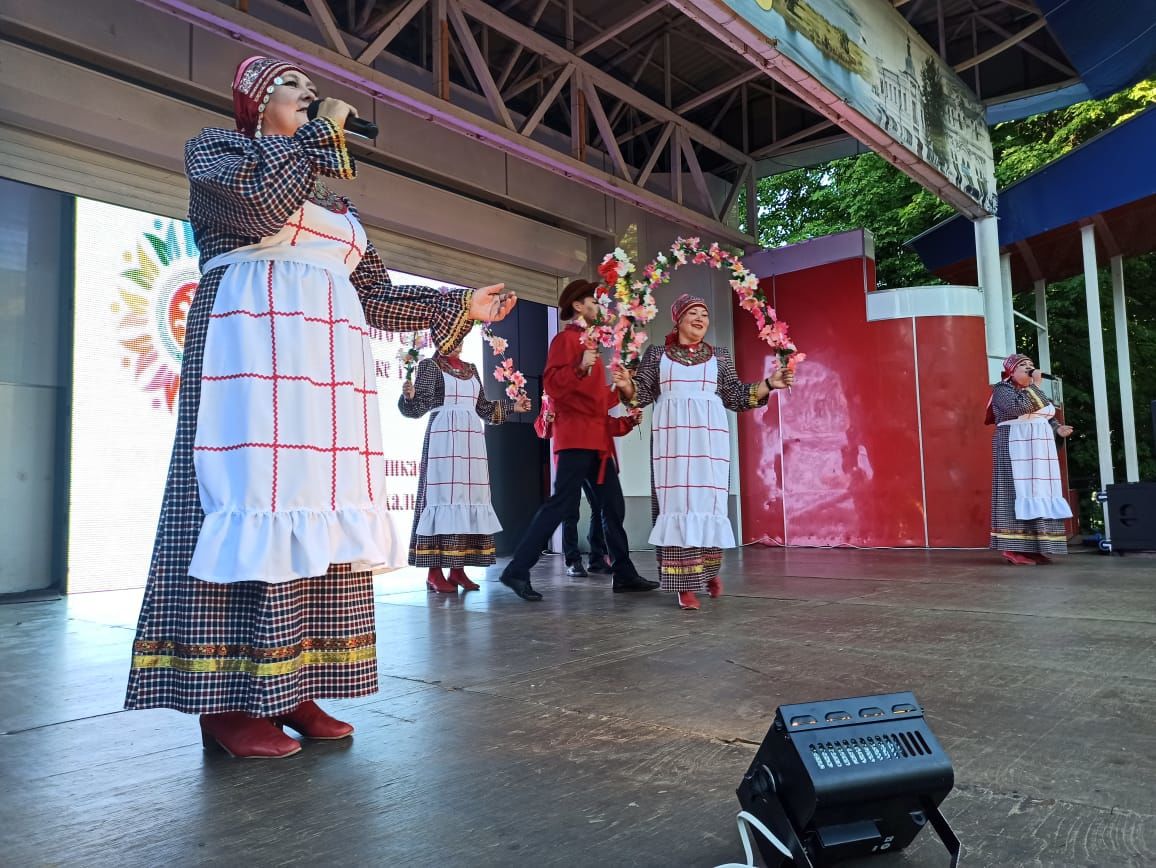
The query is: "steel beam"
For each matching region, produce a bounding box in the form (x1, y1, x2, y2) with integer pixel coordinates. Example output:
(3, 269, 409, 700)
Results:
(457, 0, 752, 168)
(133, 0, 753, 243)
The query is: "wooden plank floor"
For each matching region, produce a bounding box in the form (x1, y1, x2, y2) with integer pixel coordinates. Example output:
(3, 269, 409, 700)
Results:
(1, 547, 1154, 866)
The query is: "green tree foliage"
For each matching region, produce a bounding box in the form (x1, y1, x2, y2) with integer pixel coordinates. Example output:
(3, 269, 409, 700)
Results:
(751, 79, 1156, 499)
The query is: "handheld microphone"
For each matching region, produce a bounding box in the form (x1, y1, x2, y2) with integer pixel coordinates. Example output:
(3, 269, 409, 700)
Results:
(1028, 369, 1056, 381)
(306, 100, 378, 139)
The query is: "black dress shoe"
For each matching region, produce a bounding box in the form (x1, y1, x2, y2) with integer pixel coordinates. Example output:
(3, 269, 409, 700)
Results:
(501, 572, 543, 601)
(586, 561, 612, 574)
(566, 563, 588, 578)
(612, 576, 660, 593)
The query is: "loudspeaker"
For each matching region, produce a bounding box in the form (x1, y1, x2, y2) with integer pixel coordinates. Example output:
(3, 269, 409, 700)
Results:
(1105, 482, 1156, 552)
(737, 692, 959, 867)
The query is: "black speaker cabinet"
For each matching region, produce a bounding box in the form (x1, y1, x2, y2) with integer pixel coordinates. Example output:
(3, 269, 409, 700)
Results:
(1106, 482, 1156, 552)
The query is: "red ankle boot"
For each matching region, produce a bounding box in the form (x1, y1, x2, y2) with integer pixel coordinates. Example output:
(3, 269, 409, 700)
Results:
(678, 591, 700, 610)
(199, 712, 302, 758)
(448, 568, 480, 591)
(273, 700, 354, 740)
(1000, 551, 1036, 566)
(706, 577, 723, 598)
(426, 567, 457, 593)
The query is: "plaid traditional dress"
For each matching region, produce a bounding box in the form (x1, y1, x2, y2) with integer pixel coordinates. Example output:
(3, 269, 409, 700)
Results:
(399, 356, 511, 567)
(989, 381, 1069, 555)
(125, 119, 476, 716)
(631, 344, 766, 592)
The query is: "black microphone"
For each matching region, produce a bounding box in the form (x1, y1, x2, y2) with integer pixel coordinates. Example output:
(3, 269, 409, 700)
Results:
(306, 100, 378, 139)
(1028, 368, 1056, 381)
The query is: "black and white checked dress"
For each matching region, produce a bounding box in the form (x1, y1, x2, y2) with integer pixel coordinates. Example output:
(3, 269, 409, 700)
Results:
(125, 119, 476, 716)
(398, 356, 511, 568)
(631, 344, 767, 592)
(989, 381, 1068, 555)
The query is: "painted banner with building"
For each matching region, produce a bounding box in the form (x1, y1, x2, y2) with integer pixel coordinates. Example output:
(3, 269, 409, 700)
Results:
(721, 0, 997, 214)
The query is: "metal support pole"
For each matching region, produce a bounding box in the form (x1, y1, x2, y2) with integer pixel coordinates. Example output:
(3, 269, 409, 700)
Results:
(999, 251, 1016, 353)
(974, 216, 1006, 381)
(1080, 225, 1115, 523)
(1111, 255, 1140, 482)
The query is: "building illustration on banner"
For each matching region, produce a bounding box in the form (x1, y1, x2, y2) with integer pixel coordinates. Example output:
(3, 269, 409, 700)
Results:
(732, 0, 997, 213)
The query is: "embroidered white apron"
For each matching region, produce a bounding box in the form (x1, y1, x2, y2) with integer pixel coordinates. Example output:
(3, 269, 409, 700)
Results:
(999, 403, 1073, 521)
(189, 200, 399, 583)
(415, 370, 502, 537)
(648, 353, 736, 549)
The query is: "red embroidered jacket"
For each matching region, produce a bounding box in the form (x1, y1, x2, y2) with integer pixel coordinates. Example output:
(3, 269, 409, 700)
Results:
(541, 324, 637, 472)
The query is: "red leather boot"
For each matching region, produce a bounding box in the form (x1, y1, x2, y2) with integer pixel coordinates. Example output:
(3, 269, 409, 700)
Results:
(1000, 551, 1036, 565)
(426, 567, 457, 593)
(706, 577, 723, 598)
(448, 567, 480, 591)
(199, 712, 302, 758)
(273, 700, 354, 740)
(678, 591, 700, 610)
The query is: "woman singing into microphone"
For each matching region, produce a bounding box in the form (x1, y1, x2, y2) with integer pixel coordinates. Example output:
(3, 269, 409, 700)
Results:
(986, 354, 1074, 564)
(124, 56, 516, 758)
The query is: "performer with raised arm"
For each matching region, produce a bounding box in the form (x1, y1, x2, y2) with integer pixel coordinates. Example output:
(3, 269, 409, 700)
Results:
(499, 280, 656, 602)
(614, 293, 792, 611)
(400, 347, 530, 592)
(124, 56, 515, 759)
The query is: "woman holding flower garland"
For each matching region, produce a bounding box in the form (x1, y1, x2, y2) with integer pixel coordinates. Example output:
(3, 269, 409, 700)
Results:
(400, 347, 530, 591)
(615, 293, 793, 611)
(124, 55, 515, 759)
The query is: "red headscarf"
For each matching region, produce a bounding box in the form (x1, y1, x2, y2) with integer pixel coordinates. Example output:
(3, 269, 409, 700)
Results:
(983, 353, 1031, 425)
(232, 55, 305, 138)
(665, 293, 709, 346)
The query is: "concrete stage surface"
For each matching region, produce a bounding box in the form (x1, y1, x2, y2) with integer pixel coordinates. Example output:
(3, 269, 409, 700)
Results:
(1, 548, 1153, 866)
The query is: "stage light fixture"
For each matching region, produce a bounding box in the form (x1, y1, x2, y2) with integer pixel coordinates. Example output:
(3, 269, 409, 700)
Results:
(736, 692, 960, 866)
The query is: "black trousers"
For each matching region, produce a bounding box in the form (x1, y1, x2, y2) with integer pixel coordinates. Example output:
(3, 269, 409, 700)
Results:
(562, 480, 607, 565)
(506, 449, 637, 581)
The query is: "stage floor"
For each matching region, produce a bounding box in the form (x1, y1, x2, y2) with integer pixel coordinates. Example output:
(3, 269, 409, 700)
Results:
(2, 547, 1153, 866)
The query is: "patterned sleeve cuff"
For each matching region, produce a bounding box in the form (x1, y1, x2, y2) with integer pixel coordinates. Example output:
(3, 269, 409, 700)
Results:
(747, 383, 765, 409)
(491, 401, 508, 424)
(436, 290, 475, 355)
(297, 117, 355, 180)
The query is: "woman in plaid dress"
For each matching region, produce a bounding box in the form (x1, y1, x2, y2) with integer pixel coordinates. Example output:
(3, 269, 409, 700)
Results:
(399, 350, 529, 592)
(124, 56, 515, 758)
(986, 353, 1073, 564)
(614, 294, 792, 611)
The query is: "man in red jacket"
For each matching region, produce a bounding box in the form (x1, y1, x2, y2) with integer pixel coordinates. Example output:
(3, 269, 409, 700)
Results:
(500, 280, 659, 601)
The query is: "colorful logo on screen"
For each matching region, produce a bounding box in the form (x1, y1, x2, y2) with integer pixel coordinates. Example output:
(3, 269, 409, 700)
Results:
(112, 219, 200, 412)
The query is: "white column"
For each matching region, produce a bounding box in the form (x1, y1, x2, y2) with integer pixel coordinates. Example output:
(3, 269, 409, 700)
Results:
(1034, 279, 1052, 401)
(1033, 279, 1051, 372)
(1080, 225, 1115, 496)
(1111, 255, 1140, 482)
(999, 251, 1016, 353)
(974, 216, 1006, 381)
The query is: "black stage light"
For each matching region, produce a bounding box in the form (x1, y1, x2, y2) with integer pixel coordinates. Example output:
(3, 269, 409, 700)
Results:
(736, 692, 960, 866)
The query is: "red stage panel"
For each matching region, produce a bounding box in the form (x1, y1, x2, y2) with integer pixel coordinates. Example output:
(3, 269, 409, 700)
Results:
(915, 316, 991, 547)
(734, 230, 997, 549)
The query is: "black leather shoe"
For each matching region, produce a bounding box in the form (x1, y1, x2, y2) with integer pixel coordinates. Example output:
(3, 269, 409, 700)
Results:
(501, 572, 543, 601)
(586, 561, 612, 574)
(612, 576, 660, 593)
(566, 563, 588, 578)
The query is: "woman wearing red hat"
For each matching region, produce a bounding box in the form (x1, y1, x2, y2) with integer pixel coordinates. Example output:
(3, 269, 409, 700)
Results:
(615, 293, 792, 610)
(986, 353, 1073, 564)
(399, 348, 530, 593)
(124, 56, 515, 757)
